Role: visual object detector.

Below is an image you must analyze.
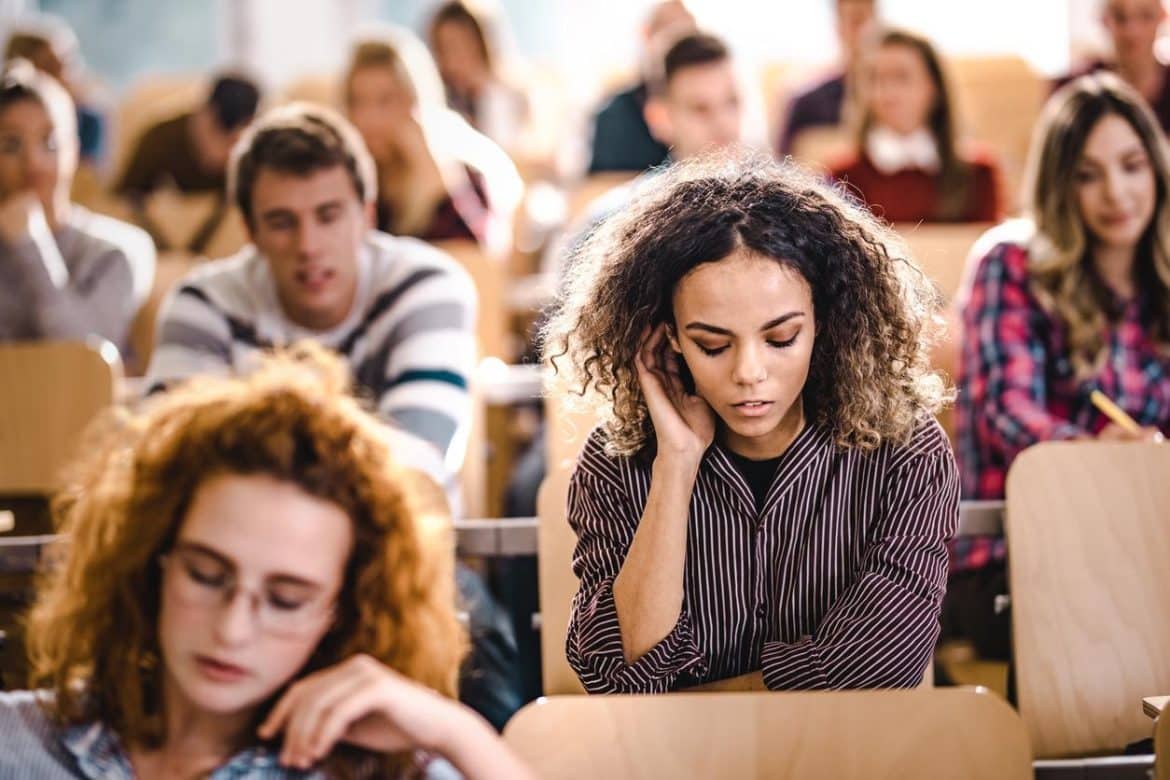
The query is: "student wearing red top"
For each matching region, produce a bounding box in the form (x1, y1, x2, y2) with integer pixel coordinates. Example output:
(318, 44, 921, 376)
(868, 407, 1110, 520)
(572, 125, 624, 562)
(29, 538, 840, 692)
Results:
(830, 28, 1001, 224)
(948, 72, 1170, 660)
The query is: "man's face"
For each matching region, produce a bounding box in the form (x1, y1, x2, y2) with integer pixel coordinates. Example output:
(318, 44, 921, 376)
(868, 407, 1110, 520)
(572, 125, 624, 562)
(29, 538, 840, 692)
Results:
(1104, 0, 1166, 62)
(649, 60, 743, 161)
(247, 165, 368, 331)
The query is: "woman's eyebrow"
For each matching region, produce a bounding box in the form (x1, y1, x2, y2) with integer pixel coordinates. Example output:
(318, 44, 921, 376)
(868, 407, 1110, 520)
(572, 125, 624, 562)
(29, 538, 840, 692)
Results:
(683, 311, 804, 335)
(172, 540, 324, 589)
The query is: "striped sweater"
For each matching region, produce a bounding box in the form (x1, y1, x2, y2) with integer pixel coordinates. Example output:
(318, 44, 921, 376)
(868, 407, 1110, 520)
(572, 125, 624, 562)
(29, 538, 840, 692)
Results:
(145, 232, 476, 469)
(566, 418, 959, 693)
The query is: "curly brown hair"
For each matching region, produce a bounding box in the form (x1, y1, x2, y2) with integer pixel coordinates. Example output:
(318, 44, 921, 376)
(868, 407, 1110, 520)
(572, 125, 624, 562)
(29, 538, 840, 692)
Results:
(24, 343, 466, 778)
(544, 153, 950, 456)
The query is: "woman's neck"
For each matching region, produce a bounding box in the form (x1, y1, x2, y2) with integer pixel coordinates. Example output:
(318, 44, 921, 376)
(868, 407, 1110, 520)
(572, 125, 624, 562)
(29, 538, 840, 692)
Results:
(1116, 55, 1163, 100)
(1091, 243, 1138, 300)
(130, 683, 255, 779)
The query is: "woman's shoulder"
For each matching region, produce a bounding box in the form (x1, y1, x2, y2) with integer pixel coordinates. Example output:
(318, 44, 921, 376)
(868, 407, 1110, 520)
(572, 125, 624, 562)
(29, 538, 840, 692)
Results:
(0, 690, 79, 774)
(869, 416, 958, 477)
(955, 219, 1036, 301)
(571, 425, 648, 490)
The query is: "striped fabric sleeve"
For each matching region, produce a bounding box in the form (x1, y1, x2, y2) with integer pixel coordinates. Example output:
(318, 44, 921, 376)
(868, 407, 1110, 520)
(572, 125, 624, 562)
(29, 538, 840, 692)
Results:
(376, 263, 477, 465)
(967, 244, 1085, 460)
(761, 434, 959, 690)
(565, 457, 708, 694)
(143, 285, 235, 394)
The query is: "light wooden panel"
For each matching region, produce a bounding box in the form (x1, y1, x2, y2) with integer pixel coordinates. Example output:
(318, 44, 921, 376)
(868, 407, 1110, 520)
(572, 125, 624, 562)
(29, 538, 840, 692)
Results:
(898, 223, 990, 304)
(432, 239, 509, 362)
(129, 251, 199, 377)
(1157, 710, 1170, 780)
(0, 342, 121, 494)
(537, 464, 585, 695)
(1006, 441, 1170, 757)
(504, 688, 1031, 780)
(950, 55, 1045, 211)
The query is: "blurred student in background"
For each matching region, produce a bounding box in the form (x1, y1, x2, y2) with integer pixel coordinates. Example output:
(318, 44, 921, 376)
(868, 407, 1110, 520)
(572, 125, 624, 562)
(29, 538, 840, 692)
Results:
(1057, 0, 1170, 133)
(427, 1, 530, 156)
(951, 72, 1170, 659)
(829, 27, 1002, 224)
(0, 59, 153, 358)
(777, 0, 877, 157)
(586, 0, 696, 174)
(344, 26, 521, 257)
(4, 15, 106, 164)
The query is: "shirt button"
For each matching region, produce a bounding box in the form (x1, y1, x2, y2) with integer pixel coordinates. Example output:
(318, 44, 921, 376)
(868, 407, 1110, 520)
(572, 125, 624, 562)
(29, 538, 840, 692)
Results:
(755, 604, 767, 618)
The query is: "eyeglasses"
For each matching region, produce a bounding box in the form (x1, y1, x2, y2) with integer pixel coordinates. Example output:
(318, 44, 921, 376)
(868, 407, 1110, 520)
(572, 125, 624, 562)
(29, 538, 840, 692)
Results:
(160, 547, 335, 639)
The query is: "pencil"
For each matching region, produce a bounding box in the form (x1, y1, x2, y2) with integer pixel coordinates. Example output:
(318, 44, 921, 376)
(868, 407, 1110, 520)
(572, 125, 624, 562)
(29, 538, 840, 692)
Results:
(1089, 390, 1143, 435)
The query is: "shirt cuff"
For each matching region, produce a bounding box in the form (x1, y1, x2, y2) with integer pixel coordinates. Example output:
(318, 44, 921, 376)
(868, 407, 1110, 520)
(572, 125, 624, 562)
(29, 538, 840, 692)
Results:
(567, 576, 708, 693)
(761, 635, 830, 690)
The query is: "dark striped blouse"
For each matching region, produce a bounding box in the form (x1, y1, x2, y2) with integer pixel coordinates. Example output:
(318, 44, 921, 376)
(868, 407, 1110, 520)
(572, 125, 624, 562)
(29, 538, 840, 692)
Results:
(565, 417, 959, 694)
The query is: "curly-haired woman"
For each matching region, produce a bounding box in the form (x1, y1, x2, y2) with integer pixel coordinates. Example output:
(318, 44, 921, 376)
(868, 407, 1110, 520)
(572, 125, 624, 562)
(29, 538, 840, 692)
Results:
(950, 72, 1170, 659)
(0, 345, 532, 779)
(544, 154, 960, 694)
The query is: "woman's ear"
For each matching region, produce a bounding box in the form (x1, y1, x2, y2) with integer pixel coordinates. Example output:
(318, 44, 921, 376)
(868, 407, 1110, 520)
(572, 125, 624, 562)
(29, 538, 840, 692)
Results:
(666, 322, 682, 353)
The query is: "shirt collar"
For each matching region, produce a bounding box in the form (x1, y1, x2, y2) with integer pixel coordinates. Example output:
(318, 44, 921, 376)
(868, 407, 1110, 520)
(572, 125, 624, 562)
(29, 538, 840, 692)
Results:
(865, 126, 941, 175)
(61, 721, 321, 779)
(703, 421, 836, 514)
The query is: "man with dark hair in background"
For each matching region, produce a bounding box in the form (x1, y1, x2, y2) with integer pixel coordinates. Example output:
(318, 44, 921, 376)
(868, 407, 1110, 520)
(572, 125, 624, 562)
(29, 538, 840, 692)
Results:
(116, 74, 261, 253)
(586, 0, 696, 173)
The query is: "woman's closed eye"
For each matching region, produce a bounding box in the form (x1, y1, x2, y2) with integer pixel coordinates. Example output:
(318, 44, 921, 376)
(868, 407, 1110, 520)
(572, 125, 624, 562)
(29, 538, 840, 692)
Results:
(185, 560, 229, 588)
(696, 342, 729, 356)
(265, 586, 316, 612)
(767, 334, 799, 349)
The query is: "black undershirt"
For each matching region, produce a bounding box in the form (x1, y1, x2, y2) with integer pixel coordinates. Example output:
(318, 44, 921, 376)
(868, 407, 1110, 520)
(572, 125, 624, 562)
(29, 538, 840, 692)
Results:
(727, 451, 783, 509)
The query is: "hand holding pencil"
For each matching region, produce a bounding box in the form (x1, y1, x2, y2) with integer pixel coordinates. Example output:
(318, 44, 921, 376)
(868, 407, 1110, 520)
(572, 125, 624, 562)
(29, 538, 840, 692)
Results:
(1090, 390, 1166, 443)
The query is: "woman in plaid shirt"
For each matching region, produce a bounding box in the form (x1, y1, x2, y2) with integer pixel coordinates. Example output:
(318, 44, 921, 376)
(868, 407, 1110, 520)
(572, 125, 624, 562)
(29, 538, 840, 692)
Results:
(950, 72, 1170, 659)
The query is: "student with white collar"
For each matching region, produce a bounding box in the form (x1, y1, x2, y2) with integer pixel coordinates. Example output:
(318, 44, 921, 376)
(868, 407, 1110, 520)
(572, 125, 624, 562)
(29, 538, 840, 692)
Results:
(829, 27, 1002, 224)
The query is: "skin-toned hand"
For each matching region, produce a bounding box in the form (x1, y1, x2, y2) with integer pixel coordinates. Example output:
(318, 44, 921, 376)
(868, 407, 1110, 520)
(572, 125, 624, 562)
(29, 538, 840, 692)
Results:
(258, 654, 533, 778)
(636, 322, 716, 462)
(1097, 423, 1165, 443)
(0, 191, 46, 245)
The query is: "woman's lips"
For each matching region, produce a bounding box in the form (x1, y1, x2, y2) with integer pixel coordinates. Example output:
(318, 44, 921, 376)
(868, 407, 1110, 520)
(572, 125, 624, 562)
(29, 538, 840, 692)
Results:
(731, 400, 774, 418)
(195, 655, 250, 683)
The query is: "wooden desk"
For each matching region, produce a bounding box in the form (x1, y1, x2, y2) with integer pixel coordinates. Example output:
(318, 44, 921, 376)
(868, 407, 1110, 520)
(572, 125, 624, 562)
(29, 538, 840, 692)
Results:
(1145, 695, 1168, 719)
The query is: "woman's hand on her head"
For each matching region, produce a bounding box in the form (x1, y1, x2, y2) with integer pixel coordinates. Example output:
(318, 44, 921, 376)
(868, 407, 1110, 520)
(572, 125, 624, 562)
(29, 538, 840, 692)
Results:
(258, 654, 492, 772)
(1097, 423, 1166, 443)
(637, 323, 716, 463)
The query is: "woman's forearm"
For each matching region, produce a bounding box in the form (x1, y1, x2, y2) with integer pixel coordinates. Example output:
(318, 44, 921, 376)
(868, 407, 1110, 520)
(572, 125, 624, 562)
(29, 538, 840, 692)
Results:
(611, 455, 699, 663)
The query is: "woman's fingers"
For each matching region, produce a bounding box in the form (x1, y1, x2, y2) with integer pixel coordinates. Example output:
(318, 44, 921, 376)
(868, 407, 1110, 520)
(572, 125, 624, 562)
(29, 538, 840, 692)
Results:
(280, 671, 370, 769)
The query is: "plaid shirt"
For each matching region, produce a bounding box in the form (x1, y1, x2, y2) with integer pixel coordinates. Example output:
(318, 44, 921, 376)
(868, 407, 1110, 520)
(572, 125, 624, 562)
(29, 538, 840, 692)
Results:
(954, 239, 1170, 572)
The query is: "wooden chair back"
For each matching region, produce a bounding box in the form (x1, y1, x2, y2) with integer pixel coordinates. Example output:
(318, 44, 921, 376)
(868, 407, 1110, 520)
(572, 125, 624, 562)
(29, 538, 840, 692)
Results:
(788, 125, 853, 170)
(949, 55, 1045, 210)
(1157, 709, 1170, 780)
(504, 688, 1032, 779)
(566, 173, 638, 224)
(0, 342, 121, 494)
(537, 463, 585, 695)
(897, 223, 989, 305)
(129, 251, 200, 376)
(431, 240, 509, 361)
(1006, 441, 1170, 757)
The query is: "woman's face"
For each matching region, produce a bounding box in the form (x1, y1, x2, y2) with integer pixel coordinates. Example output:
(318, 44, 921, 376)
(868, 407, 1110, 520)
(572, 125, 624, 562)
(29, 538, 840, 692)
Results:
(158, 473, 353, 718)
(432, 19, 489, 95)
(867, 42, 937, 136)
(346, 65, 414, 162)
(0, 98, 61, 205)
(669, 249, 815, 459)
(1074, 112, 1157, 255)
